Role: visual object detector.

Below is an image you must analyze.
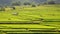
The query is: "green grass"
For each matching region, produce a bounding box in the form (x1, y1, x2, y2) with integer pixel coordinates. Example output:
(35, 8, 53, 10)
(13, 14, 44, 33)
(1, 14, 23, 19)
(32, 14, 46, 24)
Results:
(0, 24, 56, 29)
(0, 5, 60, 21)
(0, 5, 60, 31)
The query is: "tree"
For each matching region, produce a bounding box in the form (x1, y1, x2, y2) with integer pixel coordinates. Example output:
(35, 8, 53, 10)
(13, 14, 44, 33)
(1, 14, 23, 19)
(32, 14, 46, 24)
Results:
(32, 4, 36, 7)
(12, 1, 21, 6)
(11, 7, 15, 10)
(48, 1, 56, 4)
(24, 2, 31, 5)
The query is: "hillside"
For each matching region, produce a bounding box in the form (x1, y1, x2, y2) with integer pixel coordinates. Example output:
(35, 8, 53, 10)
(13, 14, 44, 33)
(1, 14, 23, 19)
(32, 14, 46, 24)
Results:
(0, 5, 60, 34)
(0, 0, 60, 6)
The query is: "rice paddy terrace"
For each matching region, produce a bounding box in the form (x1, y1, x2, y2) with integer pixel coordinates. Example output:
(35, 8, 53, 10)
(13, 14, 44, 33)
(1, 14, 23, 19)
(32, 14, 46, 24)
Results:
(0, 5, 60, 34)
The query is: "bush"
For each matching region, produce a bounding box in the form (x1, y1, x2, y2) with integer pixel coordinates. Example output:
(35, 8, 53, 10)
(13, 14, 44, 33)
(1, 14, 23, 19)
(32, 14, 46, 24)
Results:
(12, 7, 15, 10)
(48, 1, 56, 4)
(24, 2, 31, 5)
(0, 7, 5, 11)
(32, 5, 36, 7)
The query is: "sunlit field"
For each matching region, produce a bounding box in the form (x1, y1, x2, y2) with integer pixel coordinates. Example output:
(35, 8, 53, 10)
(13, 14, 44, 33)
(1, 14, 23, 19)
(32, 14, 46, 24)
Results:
(0, 5, 60, 21)
(0, 5, 60, 34)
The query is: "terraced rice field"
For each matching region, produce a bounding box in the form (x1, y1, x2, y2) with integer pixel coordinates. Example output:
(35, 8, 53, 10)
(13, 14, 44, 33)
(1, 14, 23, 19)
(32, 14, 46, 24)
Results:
(0, 5, 60, 34)
(0, 5, 60, 21)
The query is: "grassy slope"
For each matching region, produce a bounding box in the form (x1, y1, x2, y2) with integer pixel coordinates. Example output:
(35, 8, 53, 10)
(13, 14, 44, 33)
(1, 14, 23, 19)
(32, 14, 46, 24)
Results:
(0, 5, 60, 29)
(0, 5, 60, 21)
